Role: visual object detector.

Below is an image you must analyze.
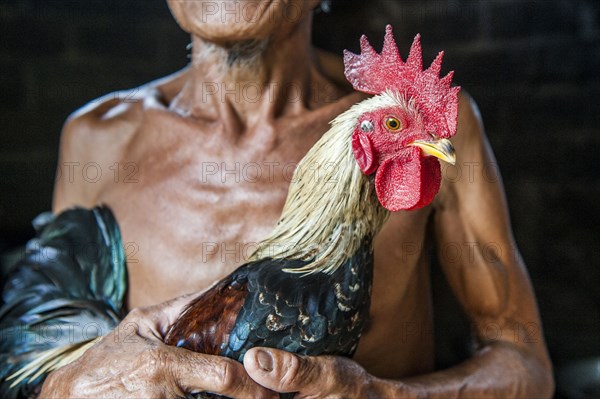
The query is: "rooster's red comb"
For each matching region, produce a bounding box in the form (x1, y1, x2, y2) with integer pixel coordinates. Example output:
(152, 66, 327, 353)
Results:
(343, 25, 461, 138)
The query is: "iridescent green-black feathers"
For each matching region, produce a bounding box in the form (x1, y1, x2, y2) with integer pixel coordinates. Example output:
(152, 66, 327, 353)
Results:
(0, 206, 127, 398)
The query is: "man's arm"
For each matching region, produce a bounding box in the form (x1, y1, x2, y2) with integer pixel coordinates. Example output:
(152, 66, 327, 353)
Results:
(40, 295, 275, 399)
(379, 92, 554, 397)
(243, 93, 554, 398)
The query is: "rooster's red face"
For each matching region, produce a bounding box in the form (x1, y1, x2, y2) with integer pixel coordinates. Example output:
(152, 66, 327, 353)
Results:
(344, 25, 460, 212)
(351, 93, 456, 211)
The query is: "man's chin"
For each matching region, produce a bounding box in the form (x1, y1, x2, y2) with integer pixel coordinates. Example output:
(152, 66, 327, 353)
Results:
(168, 0, 311, 44)
(192, 23, 275, 45)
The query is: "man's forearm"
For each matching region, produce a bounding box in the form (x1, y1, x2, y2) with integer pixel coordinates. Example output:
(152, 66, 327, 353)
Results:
(372, 342, 554, 398)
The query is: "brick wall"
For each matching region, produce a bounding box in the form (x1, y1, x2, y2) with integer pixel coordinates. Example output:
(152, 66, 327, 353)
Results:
(1, 0, 598, 393)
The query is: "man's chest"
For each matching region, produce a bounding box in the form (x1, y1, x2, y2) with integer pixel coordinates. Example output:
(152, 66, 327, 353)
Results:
(96, 159, 294, 306)
(88, 110, 331, 305)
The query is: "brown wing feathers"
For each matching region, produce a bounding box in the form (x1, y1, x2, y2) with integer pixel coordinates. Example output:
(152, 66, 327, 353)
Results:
(164, 277, 248, 355)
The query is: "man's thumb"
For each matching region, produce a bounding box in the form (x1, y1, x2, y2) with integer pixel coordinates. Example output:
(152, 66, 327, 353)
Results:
(244, 347, 320, 394)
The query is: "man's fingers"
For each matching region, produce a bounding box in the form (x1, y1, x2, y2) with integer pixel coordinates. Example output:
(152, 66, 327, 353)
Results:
(148, 292, 198, 326)
(170, 348, 276, 399)
(126, 293, 199, 338)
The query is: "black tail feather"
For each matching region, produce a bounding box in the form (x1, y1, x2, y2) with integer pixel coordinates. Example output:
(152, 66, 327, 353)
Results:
(0, 206, 127, 398)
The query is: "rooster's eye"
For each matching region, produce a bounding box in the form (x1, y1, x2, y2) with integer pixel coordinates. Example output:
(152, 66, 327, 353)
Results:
(385, 117, 402, 131)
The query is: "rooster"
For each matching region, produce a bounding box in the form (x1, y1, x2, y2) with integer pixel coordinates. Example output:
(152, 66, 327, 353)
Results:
(0, 25, 459, 398)
(164, 24, 459, 381)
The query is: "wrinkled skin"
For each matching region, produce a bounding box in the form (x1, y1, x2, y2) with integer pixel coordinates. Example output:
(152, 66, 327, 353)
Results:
(40, 295, 275, 399)
(42, 0, 554, 397)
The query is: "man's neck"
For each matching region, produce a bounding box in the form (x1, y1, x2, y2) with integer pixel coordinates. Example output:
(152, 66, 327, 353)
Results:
(169, 16, 328, 131)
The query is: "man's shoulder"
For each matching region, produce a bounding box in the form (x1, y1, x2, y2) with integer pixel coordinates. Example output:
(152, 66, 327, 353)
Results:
(61, 69, 187, 149)
(53, 72, 187, 210)
(62, 87, 147, 147)
(53, 87, 149, 210)
(453, 90, 487, 148)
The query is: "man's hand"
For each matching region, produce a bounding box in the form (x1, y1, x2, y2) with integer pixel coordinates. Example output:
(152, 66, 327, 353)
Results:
(40, 295, 275, 399)
(244, 348, 377, 398)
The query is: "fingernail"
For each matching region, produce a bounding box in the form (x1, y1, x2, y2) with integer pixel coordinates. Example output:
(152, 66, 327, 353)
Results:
(256, 349, 273, 372)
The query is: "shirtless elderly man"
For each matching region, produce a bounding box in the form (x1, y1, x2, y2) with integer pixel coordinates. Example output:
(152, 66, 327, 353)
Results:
(40, 0, 553, 397)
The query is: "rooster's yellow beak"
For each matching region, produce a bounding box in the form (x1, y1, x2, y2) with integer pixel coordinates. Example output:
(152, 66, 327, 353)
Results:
(408, 138, 456, 165)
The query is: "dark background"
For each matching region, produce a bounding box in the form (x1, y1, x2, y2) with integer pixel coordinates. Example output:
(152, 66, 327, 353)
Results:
(0, 0, 598, 397)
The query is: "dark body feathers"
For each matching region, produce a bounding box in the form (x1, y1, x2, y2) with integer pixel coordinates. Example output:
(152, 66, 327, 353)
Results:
(165, 242, 374, 363)
(0, 206, 127, 399)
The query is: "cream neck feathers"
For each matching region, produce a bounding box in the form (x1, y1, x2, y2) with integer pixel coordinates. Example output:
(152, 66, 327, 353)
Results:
(247, 93, 404, 274)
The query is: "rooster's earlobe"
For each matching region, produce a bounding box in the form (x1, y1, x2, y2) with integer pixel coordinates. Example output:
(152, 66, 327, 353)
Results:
(352, 131, 377, 175)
